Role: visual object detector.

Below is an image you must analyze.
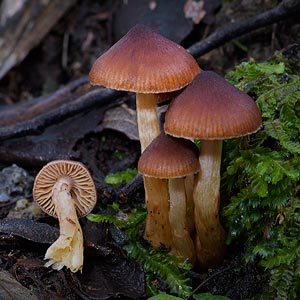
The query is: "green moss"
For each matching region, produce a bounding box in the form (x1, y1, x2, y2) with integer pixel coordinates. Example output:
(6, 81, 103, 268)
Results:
(222, 52, 300, 299)
(105, 168, 138, 185)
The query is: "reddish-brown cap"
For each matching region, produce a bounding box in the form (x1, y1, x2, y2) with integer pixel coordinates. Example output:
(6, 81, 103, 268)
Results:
(89, 24, 200, 93)
(165, 71, 262, 140)
(33, 160, 97, 218)
(138, 134, 200, 178)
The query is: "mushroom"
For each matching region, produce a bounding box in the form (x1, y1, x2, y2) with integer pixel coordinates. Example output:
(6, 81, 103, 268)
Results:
(89, 24, 200, 152)
(33, 160, 97, 272)
(164, 71, 262, 268)
(89, 24, 200, 248)
(138, 134, 200, 263)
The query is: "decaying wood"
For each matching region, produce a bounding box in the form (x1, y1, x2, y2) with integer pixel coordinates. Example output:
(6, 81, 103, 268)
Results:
(0, 0, 76, 80)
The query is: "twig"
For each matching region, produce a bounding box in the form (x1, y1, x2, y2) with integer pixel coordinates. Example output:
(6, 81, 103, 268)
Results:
(116, 174, 143, 203)
(0, 76, 89, 125)
(0, 85, 124, 140)
(188, 0, 300, 58)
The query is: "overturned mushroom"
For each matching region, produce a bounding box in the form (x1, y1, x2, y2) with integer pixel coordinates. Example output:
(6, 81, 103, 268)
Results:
(33, 160, 97, 272)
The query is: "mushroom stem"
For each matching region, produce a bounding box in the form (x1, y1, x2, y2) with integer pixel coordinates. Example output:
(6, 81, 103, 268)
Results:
(143, 176, 172, 248)
(193, 140, 225, 268)
(169, 178, 196, 265)
(137, 93, 172, 248)
(136, 93, 160, 152)
(184, 174, 195, 235)
(44, 176, 84, 272)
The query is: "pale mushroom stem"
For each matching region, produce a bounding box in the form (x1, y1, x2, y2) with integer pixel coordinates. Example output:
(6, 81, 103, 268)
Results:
(44, 177, 84, 273)
(169, 178, 196, 265)
(136, 93, 172, 248)
(143, 177, 172, 249)
(136, 93, 160, 152)
(193, 140, 226, 268)
(184, 174, 195, 235)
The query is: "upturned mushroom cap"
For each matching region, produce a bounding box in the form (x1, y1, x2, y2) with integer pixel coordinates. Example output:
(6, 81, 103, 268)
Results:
(165, 71, 262, 140)
(33, 160, 97, 217)
(89, 24, 200, 93)
(138, 134, 200, 178)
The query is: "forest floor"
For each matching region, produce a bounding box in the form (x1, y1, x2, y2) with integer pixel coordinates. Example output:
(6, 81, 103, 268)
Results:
(0, 0, 299, 299)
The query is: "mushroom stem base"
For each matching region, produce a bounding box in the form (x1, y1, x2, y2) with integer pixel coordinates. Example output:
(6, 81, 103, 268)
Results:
(143, 176, 172, 249)
(169, 178, 196, 265)
(45, 180, 84, 273)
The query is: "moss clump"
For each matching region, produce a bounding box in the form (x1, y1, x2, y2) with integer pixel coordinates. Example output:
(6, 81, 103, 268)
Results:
(222, 50, 300, 299)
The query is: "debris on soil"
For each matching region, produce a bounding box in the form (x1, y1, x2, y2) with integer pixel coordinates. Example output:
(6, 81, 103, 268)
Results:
(0, 164, 33, 203)
(0, 270, 39, 300)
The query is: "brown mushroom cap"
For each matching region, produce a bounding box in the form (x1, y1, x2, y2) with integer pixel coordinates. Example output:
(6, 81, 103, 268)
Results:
(33, 160, 97, 218)
(89, 24, 200, 93)
(164, 71, 262, 140)
(138, 134, 200, 178)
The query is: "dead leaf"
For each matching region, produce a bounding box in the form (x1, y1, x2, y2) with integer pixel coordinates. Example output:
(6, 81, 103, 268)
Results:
(102, 103, 169, 141)
(102, 104, 139, 141)
(184, 0, 206, 24)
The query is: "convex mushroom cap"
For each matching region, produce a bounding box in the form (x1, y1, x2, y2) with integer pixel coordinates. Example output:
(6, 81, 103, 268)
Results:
(89, 24, 200, 94)
(33, 160, 97, 217)
(138, 134, 200, 178)
(164, 70, 262, 139)
(138, 134, 199, 264)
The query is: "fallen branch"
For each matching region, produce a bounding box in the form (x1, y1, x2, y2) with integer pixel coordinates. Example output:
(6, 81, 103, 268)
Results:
(0, 81, 124, 140)
(188, 0, 300, 58)
(0, 76, 89, 126)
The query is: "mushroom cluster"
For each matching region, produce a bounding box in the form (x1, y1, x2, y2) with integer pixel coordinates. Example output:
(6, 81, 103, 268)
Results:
(89, 24, 200, 249)
(33, 160, 97, 272)
(89, 24, 262, 269)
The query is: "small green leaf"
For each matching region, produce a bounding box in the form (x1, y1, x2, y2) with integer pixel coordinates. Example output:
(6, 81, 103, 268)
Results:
(105, 168, 138, 185)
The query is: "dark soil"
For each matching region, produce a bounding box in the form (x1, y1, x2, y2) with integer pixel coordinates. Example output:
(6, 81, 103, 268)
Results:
(0, 0, 299, 299)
